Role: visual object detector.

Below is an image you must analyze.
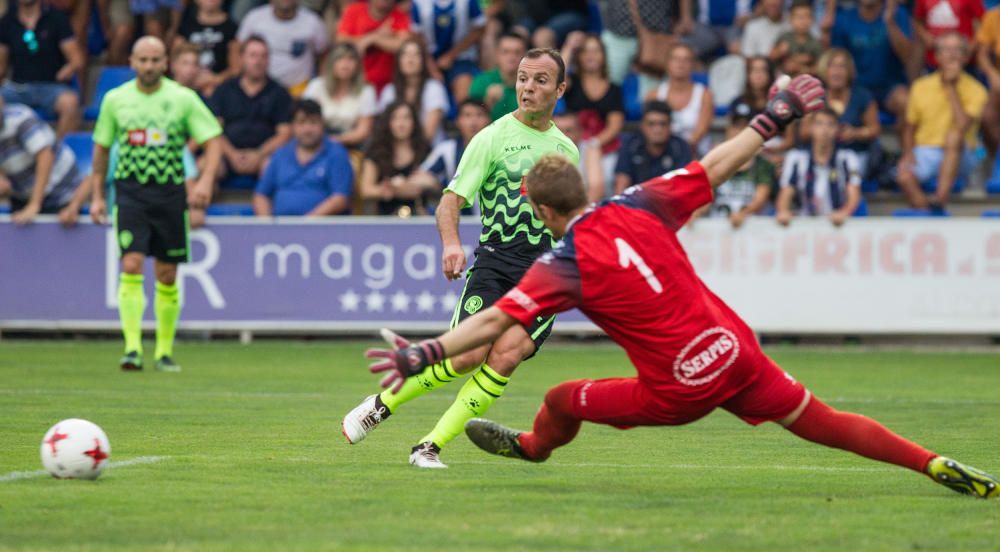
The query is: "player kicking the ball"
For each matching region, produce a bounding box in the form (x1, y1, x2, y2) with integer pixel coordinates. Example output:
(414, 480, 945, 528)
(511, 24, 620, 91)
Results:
(365, 75, 1000, 498)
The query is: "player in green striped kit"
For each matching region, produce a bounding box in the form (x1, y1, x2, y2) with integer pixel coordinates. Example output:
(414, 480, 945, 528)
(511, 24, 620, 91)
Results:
(343, 48, 579, 468)
(89, 36, 222, 372)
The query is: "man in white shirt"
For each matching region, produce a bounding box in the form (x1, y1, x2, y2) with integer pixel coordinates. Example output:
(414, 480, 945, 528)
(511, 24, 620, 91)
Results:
(741, 0, 790, 57)
(236, 0, 329, 94)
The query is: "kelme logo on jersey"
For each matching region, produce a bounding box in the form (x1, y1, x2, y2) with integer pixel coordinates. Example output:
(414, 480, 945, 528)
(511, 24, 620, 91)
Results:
(127, 128, 167, 147)
(118, 230, 133, 249)
(673, 327, 740, 387)
(464, 295, 484, 315)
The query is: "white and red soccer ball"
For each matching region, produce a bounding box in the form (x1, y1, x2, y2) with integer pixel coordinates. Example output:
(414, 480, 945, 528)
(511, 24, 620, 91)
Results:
(40, 419, 111, 480)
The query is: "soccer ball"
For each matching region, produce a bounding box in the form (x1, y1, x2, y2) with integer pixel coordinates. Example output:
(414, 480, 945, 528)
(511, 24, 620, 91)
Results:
(40, 419, 111, 480)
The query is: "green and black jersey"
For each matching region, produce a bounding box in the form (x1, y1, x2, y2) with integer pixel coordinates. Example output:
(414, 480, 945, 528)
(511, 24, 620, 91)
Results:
(92, 78, 221, 189)
(446, 113, 579, 267)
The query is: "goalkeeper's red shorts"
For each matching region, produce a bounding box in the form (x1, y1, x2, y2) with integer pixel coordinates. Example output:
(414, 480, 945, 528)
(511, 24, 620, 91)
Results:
(565, 353, 807, 428)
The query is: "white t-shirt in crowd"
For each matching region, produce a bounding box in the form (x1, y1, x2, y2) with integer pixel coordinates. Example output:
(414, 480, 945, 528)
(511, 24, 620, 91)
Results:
(302, 78, 378, 133)
(741, 17, 789, 58)
(237, 6, 329, 89)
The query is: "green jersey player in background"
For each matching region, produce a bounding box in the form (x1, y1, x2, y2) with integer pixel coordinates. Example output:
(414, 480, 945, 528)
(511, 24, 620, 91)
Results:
(343, 48, 579, 468)
(89, 36, 222, 372)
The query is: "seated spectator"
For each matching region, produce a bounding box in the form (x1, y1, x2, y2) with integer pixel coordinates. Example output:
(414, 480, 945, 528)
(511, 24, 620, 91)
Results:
(510, 0, 589, 49)
(0, 98, 87, 225)
(896, 32, 986, 209)
(302, 43, 376, 148)
(776, 108, 862, 227)
(695, 0, 754, 56)
(553, 111, 606, 202)
(208, 36, 292, 180)
(741, 0, 789, 58)
(359, 100, 431, 216)
(811, 48, 880, 174)
(337, 0, 411, 94)
(613, 101, 692, 194)
(825, 0, 913, 122)
(174, 0, 239, 96)
(913, 0, 983, 68)
(701, 101, 775, 228)
(562, 33, 625, 189)
(0, 0, 83, 138)
(732, 56, 794, 161)
(469, 31, 526, 121)
(770, 0, 821, 76)
(376, 38, 450, 143)
(411, 0, 486, 104)
(645, 43, 714, 154)
(410, 99, 491, 212)
(253, 99, 354, 216)
(237, 0, 329, 95)
(976, 4, 1000, 154)
(170, 43, 204, 97)
(96, 0, 134, 65)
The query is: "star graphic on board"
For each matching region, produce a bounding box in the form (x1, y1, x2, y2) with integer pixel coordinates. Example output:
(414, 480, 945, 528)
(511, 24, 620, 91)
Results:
(339, 290, 361, 312)
(83, 439, 108, 469)
(45, 428, 68, 456)
(390, 290, 411, 312)
(365, 291, 386, 312)
(440, 291, 459, 313)
(415, 291, 436, 313)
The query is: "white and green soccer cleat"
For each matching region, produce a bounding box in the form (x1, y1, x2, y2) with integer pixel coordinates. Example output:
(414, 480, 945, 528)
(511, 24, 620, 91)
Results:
(927, 457, 1000, 499)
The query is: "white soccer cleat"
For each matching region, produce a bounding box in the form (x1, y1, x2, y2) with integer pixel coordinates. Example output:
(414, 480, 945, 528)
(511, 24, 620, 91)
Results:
(409, 442, 447, 469)
(341, 394, 390, 444)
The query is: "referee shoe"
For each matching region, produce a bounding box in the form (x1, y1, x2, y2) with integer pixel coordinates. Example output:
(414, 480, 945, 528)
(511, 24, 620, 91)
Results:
(155, 356, 182, 373)
(120, 351, 142, 371)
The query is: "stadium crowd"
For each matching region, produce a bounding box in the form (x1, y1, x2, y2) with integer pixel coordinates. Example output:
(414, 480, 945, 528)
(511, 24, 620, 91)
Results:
(3, 0, 1000, 225)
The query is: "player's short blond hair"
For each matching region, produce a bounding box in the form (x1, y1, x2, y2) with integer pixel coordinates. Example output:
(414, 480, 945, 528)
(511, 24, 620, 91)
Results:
(525, 154, 587, 215)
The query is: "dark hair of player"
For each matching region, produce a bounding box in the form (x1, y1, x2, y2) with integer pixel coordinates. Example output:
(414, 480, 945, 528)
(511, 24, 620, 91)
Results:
(523, 48, 566, 84)
(525, 154, 588, 215)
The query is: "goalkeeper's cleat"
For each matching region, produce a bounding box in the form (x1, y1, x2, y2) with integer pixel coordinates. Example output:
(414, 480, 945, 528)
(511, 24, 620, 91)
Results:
(927, 456, 1000, 499)
(409, 442, 447, 469)
(464, 418, 543, 463)
(155, 356, 182, 373)
(120, 351, 142, 371)
(342, 394, 390, 444)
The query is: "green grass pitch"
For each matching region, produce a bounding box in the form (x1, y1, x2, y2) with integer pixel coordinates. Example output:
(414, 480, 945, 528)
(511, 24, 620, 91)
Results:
(2, 341, 999, 551)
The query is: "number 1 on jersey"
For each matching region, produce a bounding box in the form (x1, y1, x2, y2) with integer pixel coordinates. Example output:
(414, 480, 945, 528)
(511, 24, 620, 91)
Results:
(615, 238, 664, 293)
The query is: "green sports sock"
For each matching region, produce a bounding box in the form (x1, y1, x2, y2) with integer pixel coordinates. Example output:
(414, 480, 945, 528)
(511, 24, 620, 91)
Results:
(419, 363, 509, 448)
(379, 359, 460, 413)
(118, 273, 146, 354)
(154, 281, 180, 359)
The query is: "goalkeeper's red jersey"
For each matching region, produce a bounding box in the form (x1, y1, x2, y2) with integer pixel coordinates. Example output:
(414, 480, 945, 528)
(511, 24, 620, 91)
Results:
(495, 162, 762, 404)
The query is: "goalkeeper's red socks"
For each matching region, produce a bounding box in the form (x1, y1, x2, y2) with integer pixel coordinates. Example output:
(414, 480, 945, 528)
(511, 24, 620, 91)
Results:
(786, 397, 937, 473)
(518, 380, 586, 461)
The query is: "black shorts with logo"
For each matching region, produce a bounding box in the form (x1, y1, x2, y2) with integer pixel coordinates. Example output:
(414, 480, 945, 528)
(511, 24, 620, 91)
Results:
(114, 180, 189, 264)
(451, 245, 556, 356)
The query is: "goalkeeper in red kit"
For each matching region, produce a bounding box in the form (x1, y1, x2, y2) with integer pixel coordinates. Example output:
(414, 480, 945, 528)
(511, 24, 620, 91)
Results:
(366, 75, 1000, 499)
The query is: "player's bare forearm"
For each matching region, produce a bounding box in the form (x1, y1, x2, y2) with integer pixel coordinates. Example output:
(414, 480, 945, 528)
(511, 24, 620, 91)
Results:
(439, 306, 518, 358)
(699, 128, 766, 188)
(199, 137, 222, 189)
(436, 192, 463, 247)
(90, 144, 111, 202)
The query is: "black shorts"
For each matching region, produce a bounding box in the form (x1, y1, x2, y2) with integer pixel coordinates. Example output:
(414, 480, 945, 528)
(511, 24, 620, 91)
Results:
(114, 180, 189, 264)
(451, 256, 556, 357)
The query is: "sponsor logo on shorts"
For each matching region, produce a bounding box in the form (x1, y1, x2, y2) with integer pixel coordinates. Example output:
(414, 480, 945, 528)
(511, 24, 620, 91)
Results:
(118, 230, 133, 249)
(673, 327, 740, 386)
(464, 295, 484, 315)
(505, 288, 538, 312)
(166, 248, 187, 257)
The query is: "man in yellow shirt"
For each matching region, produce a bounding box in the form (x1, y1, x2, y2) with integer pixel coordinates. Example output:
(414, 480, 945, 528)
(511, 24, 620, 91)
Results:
(896, 32, 987, 210)
(976, 5, 1000, 154)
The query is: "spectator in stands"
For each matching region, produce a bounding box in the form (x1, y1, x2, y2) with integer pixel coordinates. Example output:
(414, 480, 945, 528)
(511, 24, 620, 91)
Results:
(741, 0, 789, 58)
(170, 43, 203, 95)
(0, 97, 87, 225)
(209, 36, 292, 181)
(376, 38, 449, 143)
(0, 0, 83, 138)
(96, 0, 133, 65)
(777, 108, 862, 227)
(613, 101, 692, 194)
(131, 0, 182, 45)
(913, 0, 983, 68)
(302, 42, 376, 148)
(600, 0, 669, 92)
(825, 0, 913, 123)
(695, 0, 754, 56)
(897, 32, 986, 209)
(237, 0, 329, 95)
(645, 43, 714, 155)
(976, 4, 1000, 154)
(770, 0, 821, 76)
(337, 0, 411, 94)
(174, 0, 240, 96)
(553, 111, 606, 202)
(733, 56, 794, 161)
(359, 100, 431, 216)
(508, 0, 589, 49)
(253, 99, 353, 216)
(695, 101, 775, 228)
(409, 98, 490, 213)
(812, 49, 880, 176)
(469, 31, 526, 121)
(411, 0, 486, 104)
(562, 33, 625, 190)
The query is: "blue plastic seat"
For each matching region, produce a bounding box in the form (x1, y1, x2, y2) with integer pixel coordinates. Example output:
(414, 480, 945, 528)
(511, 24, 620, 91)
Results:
(622, 72, 642, 121)
(892, 208, 951, 217)
(986, 152, 1000, 194)
(220, 175, 258, 190)
(206, 203, 254, 216)
(853, 197, 868, 217)
(84, 67, 136, 121)
(983, 209, 1000, 218)
(62, 132, 93, 176)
